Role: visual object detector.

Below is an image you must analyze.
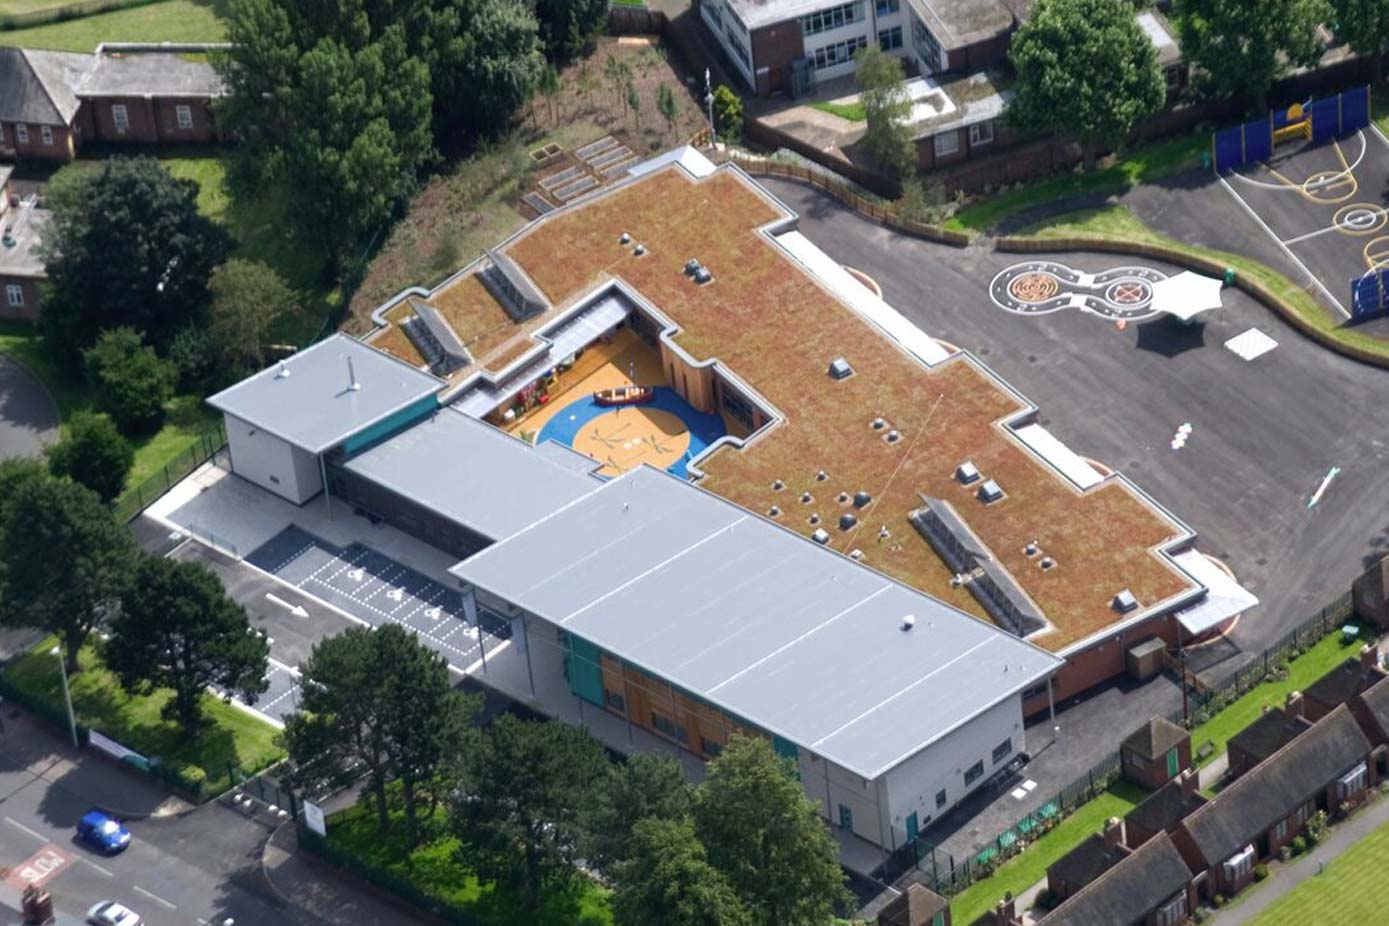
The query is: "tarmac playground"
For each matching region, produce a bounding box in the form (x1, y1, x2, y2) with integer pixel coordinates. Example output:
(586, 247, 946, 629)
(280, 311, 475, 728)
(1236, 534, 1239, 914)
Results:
(1218, 121, 1389, 319)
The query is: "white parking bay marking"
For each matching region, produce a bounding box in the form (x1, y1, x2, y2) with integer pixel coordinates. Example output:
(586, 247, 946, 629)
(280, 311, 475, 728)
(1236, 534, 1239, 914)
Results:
(133, 884, 178, 909)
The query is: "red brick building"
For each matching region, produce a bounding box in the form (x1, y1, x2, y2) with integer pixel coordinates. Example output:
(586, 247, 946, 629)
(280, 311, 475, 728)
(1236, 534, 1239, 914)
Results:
(1120, 716, 1191, 791)
(0, 165, 46, 320)
(0, 44, 225, 163)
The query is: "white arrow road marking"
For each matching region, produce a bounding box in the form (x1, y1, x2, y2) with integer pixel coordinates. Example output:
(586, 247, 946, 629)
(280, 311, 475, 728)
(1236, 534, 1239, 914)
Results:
(1308, 466, 1341, 509)
(265, 593, 308, 618)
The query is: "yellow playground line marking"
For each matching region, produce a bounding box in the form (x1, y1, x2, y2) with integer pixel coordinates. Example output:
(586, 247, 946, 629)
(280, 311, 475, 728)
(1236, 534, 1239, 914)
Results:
(1332, 203, 1388, 237)
(1265, 139, 1358, 203)
(1364, 236, 1389, 271)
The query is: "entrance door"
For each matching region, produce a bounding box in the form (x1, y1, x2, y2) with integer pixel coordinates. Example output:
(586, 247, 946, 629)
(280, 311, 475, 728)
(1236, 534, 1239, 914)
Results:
(905, 812, 919, 843)
(838, 804, 853, 831)
(1167, 747, 1180, 778)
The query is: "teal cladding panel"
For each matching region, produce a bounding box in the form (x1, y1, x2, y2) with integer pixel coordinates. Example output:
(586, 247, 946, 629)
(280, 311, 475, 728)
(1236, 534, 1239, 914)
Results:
(773, 735, 799, 762)
(567, 635, 605, 707)
(341, 395, 439, 456)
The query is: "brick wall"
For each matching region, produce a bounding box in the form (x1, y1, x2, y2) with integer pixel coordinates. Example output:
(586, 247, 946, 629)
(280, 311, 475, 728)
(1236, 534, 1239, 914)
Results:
(85, 97, 218, 145)
(0, 276, 41, 321)
(0, 121, 76, 162)
(750, 20, 804, 95)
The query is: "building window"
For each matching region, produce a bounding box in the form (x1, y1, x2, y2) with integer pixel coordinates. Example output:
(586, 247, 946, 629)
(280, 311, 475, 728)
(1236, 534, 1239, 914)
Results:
(878, 25, 903, 51)
(651, 711, 676, 740)
(933, 132, 960, 158)
(112, 104, 129, 133)
(704, 0, 723, 29)
(875, 0, 899, 14)
(991, 737, 1012, 765)
(5, 284, 23, 307)
(175, 105, 193, 130)
(15, 124, 28, 144)
(0, 124, 5, 144)
(935, 789, 946, 809)
(808, 35, 868, 71)
(1272, 818, 1288, 841)
(802, 1, 863, 37)
(702, 737, 723, 758)
(1338, 761, 1368, 799)
(964, 760, 985, 786)
(1156, 893, 1188, 926)
(720, 383, 756, 429)
(39, 125, 53, 146)
(1294, 800, 1314, 825)
(604, 689, 626, 713)
(969, 121, 995, 147)
(911, 14, 945, 72)
(1222, 844, 1254, 882)
(1164, 65, 1182, 92)
(838, 803, 853, 830)
(723, 24, 752, 71)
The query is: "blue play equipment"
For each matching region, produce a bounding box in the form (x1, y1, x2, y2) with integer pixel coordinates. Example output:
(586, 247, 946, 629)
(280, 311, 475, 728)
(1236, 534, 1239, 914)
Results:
(1351, 268, 1389, 320)
(1211, 86, 1371, 173)
(538, 386, 727, 478)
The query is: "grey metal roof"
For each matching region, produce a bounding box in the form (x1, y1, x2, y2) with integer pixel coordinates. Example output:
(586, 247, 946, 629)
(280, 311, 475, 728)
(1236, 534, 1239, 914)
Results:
(1039, 833, 1192, 926)
(452, 465, 1060, 779)
(534, 439, 605, 479)
(342, 408, 601, 541)
(0, 48, 89, 125)
(77, 51, 225, 98)
(207, 334, 444, 453)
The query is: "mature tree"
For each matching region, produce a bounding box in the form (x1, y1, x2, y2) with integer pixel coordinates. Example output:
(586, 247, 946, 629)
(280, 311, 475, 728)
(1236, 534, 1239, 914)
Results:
(39, 158, 232, 363)
(532, 0, 606, 61)
(440, 0, 546, 138)
(166, 325, 221, 394)
(613, 817, 753, 926)
(693, 736, 850, 926)
(0, 474, 136, 672)
(208, 259, 295, 378)
(657, 83, 679, 137)
(1175, 0, 1329, 112)
(1007, 0, 1165, 170)
(1329, 0, 1389, 84)
(584, 752, 693, 873)
(375, 624, 478, 847)
(605, 55, 632, 113)
(854, 45, 917, 180)
(712, 85, 743, 142)
(46, 411, 134, 503)
(537, 64, 562, 124)
(0, 457, 48, 524)
(451, 715, 608, 910)
(105, 556, 269, 736)
(83, 327, 175, 435)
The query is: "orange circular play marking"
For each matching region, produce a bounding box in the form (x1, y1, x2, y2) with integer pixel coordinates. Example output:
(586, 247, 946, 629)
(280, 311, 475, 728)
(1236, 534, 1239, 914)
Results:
(572, 407, 691, 477)
(1365, 236, 1389, 271)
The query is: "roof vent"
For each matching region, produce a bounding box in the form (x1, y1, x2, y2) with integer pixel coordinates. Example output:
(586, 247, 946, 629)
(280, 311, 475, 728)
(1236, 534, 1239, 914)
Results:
(346, 356, 361, 392)
(886, 430, 901, 443)
(772, 479, 785, 491)
(768, 505, 780, 517)
(801, 491, 813, 503)
(816, 470, 828, 482)
(977, 479, 1004, 503)
(683, 258, 701, 276)
(837, 491, 849, 503)
(1024, 541, 1039, 557)
(956, 460, 980, 484)
(633, 243, 647, 256)
(828, 357, 853, 380)
(811, 528, 830, 544)
(808, 513, 821, 526)
(620, 232, 631, 245)
(853, 490, 872, 508)
(849, 548, 863, 561)
(879, 526, 890, 539)
(694, 266, 713, 284)
(275, 361, 290, 380)
(871, 417, 886, 430)
(839, 513, 858, 531)
(901, 614, 916, 631)
(1040, 556, 1056, 570)
(1112, 589, 1138, 613)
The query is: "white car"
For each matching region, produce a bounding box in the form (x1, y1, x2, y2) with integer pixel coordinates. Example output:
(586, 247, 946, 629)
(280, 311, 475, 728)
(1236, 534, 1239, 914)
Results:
(86, 900, 143, 926)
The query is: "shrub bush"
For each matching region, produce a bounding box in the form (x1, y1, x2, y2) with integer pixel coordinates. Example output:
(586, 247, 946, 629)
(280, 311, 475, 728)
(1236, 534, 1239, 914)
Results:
(1254, 863, 1269, 882)
(1278, 845, 1292, 862)
(1292, 835, 1308, 856)
(1213, 893, 1226, 908)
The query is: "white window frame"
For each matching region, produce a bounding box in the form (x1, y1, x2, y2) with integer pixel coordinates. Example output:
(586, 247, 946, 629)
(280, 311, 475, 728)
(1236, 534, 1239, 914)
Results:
(1272, 817, 1288, 841)
(1338, 762, 1368, 798)
(1222, 844, 1255, 881)
(39, 125, 53, 146)
(933, 131, 960, 158)
(875, 0, 899, 14)
(5, 284, 23, 307)
(15, 124, 28, 144)
(175, 104, 193, 130)
(1156, 892, 1188, 926)
(969, 121, 995, 147)
(112, 103, 129, 133)
(878, 25, 903, 51)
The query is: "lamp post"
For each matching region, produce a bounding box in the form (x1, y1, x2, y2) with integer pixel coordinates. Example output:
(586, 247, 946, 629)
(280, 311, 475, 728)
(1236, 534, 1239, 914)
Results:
(51, 645, 78, 748)
(704, 68, 715, 144)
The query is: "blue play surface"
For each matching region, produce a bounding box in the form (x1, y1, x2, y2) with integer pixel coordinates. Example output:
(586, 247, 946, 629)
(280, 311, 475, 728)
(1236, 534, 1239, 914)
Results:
(538, 386, 726, 478)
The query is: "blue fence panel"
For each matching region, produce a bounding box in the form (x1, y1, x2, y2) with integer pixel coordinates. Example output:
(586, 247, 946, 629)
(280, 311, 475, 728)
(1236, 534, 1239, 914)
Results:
(1310, 96, 1341, 143)
(1214, 126, 1246, 173)
(1351, 271, 1386, 319)
(1342, 85, 1370, 133)
(1244, 119, 1273, 163)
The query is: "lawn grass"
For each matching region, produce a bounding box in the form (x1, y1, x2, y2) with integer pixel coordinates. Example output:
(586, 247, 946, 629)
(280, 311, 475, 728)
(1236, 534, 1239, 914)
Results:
(944, 134, 1208, 236)
(809, 99, 867, 122)
(1248, 814, 1389, 925)
(947, 781, 1149, 926)
(1186, 626, 1377, 767)
(1017, 205, 1389, 362)
(4, 636, 283, 798)
(328, 801, 612, 926)
(0, 0, 225, 50)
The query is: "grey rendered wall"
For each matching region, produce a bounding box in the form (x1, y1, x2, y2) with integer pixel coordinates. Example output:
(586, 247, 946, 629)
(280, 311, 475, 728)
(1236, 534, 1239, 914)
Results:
(224, 413, 322, 504)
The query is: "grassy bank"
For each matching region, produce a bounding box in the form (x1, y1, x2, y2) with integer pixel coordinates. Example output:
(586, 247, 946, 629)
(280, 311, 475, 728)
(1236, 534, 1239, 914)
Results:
(810, 100, 867, 122)
(4, 636, 283, 798)
(1016, 205, 1389, 362)
(0, 0, 225, 50)
(1249, 815, 1389, 925)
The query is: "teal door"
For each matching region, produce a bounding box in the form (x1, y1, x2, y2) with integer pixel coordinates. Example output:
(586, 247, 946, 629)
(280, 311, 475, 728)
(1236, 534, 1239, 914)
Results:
(1167, 747, 1180, 777)
(838, 804, 853, 831)
(905, 812, 919, 843)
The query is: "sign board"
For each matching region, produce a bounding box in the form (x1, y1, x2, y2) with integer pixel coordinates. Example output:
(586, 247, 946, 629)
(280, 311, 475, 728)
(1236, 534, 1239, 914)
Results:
(302, 800, 327, 837)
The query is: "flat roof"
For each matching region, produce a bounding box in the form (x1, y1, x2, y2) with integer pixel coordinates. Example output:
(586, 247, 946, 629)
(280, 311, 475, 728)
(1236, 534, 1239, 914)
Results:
(207, 334, 444, 453)
(453, 465, 1060, 780)
(342, 406, 600, 541)
(432, 163, 1192, 652)
(78, 51, 225, 98)
(0, 199, 49, 279)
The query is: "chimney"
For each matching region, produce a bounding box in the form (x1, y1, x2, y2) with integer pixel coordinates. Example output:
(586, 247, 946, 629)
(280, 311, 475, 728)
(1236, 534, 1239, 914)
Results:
(1285, 690, 1304, 719)
(346, 356, 361, 392)
(1101, 816, 1123, 848)
(1361, 643, 1378, 671)
(1178, 767, 1199, 799)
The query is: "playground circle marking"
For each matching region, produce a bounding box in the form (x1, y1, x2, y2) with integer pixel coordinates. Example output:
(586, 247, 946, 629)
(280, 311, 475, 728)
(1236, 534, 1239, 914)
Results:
(1301, 168, 1357, 203)
(1365, 236, 1389, 271)
(989, 262, 1165, 321)
(572, 407, 691, 475)
(1008, 271, 1062, 304)
(1229, 131, 1367, 192)
(1334, 204, 1388, 236)
(1104, 279, 1154, 307)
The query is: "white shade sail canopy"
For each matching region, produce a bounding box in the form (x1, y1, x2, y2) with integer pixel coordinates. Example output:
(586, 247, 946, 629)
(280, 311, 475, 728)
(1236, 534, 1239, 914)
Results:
(1153, 271, 1225, 321)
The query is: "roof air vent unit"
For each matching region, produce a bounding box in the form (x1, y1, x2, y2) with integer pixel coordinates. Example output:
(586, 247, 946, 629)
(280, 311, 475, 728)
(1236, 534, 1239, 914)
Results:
(853, 491, 872, 508)
(879, 526, 890, 539)
(839, 513, 858, 531)
(1040, 556, 1056, 570)
(684, 258, 701, 276)
(801, 491, 813, 503)
(772, 479, 785, 491)
(1024, 541, 1039, 556)
(619, 232, 631, 245)
(808, 513, 821, 526)
(1112, 589, 1138, 613)
(838, 491, 849, 503)
(886, 430, 901, 443)
(275, 361, 290, 379)
(816, 470, 828, 482)
(977, 479, 1004, 503)
(849, 548, 863, 561)
(811, 528, 830, 544)
(768, 505, 780, 517)
(828, 357, 853, 380)
(693, 266, 713, 284)
(871, 417, 886, 430)
(901, 614, 915, 631)
(633, 243, 647, 256)
(956, 461, 980, 484)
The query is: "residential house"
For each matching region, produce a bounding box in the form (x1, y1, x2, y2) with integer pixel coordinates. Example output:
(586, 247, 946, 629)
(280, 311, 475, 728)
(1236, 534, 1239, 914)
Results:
(0, 44, 225, 162)
(1120, 716, 1190, 791)
(1303, 648, 1385, 721)
(1171, 705, 1373, 899)
(0, 166, 47, 320)
(1045, 817, 1126, 901)
(1225, 698, 1310, 780)
(1124, 768, 1206, 850)
(878, 883, 951, 926)
(1347, 672, 1389, 777)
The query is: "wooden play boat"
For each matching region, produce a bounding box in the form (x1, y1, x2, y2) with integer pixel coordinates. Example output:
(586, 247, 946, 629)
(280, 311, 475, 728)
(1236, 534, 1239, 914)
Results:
(593, 385, 655, 407)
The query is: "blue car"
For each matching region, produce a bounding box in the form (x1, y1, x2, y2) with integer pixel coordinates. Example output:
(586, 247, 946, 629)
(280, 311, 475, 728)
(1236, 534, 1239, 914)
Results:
(76, 810, 131, 854)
